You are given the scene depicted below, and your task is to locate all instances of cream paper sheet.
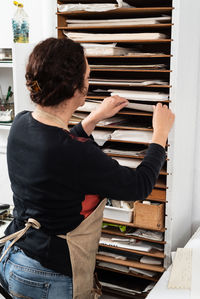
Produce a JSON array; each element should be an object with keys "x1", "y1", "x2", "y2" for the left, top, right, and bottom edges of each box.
[
  {"x1": 64, "y1": 31, "x2": 166, "y2": 41},
  {"x1": 109, "y1": 89, "x2": 169, "y2": 100},
  {"x1": 66, "y1": 16, "x2": 171, "y2": 26},
  {"x1": 110, "y1": 130, "x2": 153, "y2": 143},
  {"x1": 58, "y1": 0, "x2": 130, "y2": 13},
  {"x1": 89, "y1": 78, "x2": 168, "y2": 86},
  {"x1": 146, "y1": 227, "x2": 200, "y2": 299}
]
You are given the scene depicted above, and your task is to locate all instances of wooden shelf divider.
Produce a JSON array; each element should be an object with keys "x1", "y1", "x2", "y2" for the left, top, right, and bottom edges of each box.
[{"x1": 96, "y1": 254, "x2": 165, "y2": 273}]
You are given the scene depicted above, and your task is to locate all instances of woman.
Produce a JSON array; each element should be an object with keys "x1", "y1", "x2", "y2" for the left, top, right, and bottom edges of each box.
[{"x1": 0, "y1": 38, "x2": 174, "y2": 299}]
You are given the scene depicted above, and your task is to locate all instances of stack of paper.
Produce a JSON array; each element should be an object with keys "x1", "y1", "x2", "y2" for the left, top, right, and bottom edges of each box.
[
  {"x1": 98, "y1": 266, "x2": 156, "y2": 294},
  {"x1": 67, "y1": 16, "x2": 171, "y2": 27},
  {"x1": 58, "y1": 0, "x2": 131, "y2": 13},
  {"x1": 140, "y1": 256, "x2": 162, "y2": 265},
  {"x1": 100, "y1": 235, "x2": 152, "y2": 252},
  {"x1": 103, "y1": 147, "x2": 146, "y2": 157},
  {"x1": 109, "y1": 89, "x2": 169, "y2": 101},
  {"x1": 129, "y1": 266, "x2": 156, "y2": 277},
  {"x1": 83, "y1": 43, "x2": 132, "y2": 56},
  {"x1": 110, "y1": 130, "x2": 153, "y2": 143},
  {"x1": 127, "y1": 102, "x2": 154, "y2": 112},
  {"x1": 89, "y1": 78, "x2": 168, "y2": 86},
  {"x1": 100, "y1": 279, "x2": 141, "y2": 294},
  {"x1": 64, "y1": 31, "x2": 167, "y2": 41},
  {"x1": 98, "y1": 250, "x2": 127, "y2": 260},
  {"x1": 126, "y1": 228, "x2": 164, "y2": 241},
  {"x1": 82, "y1": 43, "x2": 165, "y2": 57},
  {"x1": 97, "y1": 261, "x2": 129, "y2": 273},
  {"x1": 71, "y1": 112, "x2": 125, "y2": 126},
  {"x1": 90, "y1": 64, "x2": 166, "y2": 70},
  {"x1": 77, "y1": 99, "x2": 153, "y2": 113}
]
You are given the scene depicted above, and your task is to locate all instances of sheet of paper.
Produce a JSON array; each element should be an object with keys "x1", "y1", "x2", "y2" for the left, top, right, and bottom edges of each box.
[
  {"x1": 89, "y1": 78, "x2": 168, "y2": 86},
  {"x1": 92, "y1": 129, "x2": 113, "y2": 146},
  {"x1": 66, "y1": 16, "x2": 171, "y2": 25},
  {"x1": 90, "y1": 64, "x2": 166, "y2": 69},
  {"x1": 109, "y1": 89, "x2": 169, "y2": 100},
  {"x1": 129, "y1": 266, "x2": 156, "y2": 277},
  {"x1": 100, "y1": 235, "x2": 152, "y2": 252},
  {"x1": 168, "y1": 248, "x2": 192, "y2": 289},
  {"x1": 110, "y1": 130, "x2": 153, "y2": 143},
  {"x1": 64, "y1": 31, "x2": 167, "y2": 41},
  {"x1": 58, "y1": 0, "x2": 129, "y2": 12}
]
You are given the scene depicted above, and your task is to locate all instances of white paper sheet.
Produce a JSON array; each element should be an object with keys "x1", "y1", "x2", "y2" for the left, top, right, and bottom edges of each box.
[
  {"x1": 89, "y1": 78, "x2": 168, "y2": 86},
  {"x1": 146, "y1": 227, "x2": 200, "y2": 299},
  {"x1": 109, "y1": 89, "x2": 169, "y2": 100},
  {"x1": 97, "y1": 261, "x2": 129, "y2": 273},
  {"x1": 140, "y1": 256, "x2": 162, "y2": 265},
  {"x1": 64, "y1": 31, "x2": 166, "y2": 41},
  {"x1": 82, "y1": 43, "x2": 165, "y2": 56},
  {"x1": 126, "y1": 229, "x2": 163, "y2": 241},
  {"x1": 92, "y1": 129, "x2": 113, "y2": 146},
  {"x1": 100, "y1": 235, "x2": 152, "y2": 252},
  {"x1": 90, "y1": 64, "x2": 166, "y2": 69},
  {"x1": 58, "y1": 0, "x2": 129, "y2": 12},
  {"x1": 168, "y1": 248, "x2": 192, "y2": 289},
  {"x1": 67, "y1": 16, "x2": 171, "y2": 25},
  {"x1": 102, "y1": 148, "x2": 145, "y2": 157},
  {"x1": 77, "y1": 101, "x2": 100, "y2": 112},
  {"x1": 110, "y1": 130, "x2": 153, "y2": 143},
  {"x1": 129, "y1": 266, "x2": 156, "y2": 277}
]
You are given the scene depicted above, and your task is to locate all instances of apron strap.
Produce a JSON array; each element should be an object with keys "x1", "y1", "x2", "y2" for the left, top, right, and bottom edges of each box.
[
  {"x1": 0, "y1": 218, "x2": 41, "y2": 262},
  {"x1": 92, "y1": 272, "x2": 102, "y2": 297}
]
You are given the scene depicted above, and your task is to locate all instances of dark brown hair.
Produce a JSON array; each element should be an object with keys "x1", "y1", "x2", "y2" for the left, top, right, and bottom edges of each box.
[{"x1": 25, "y1": 38, "x2": 86, "y2": 106}]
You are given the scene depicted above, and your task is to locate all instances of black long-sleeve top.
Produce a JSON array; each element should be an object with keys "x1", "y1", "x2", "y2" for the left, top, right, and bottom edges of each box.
[{"x1": 5, "y1": 111, "x2": 166, "y2": 276}]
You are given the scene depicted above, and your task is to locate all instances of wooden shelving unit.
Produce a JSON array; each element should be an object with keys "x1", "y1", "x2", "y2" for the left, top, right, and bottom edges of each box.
[{"x1": 57, "y1": 0, "x2": 173, "y2": 297}]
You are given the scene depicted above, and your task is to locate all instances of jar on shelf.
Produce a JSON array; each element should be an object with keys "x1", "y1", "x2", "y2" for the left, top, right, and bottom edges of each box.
[{"x1": 12, "y1": 1, "x2": 29, "y2": 43}]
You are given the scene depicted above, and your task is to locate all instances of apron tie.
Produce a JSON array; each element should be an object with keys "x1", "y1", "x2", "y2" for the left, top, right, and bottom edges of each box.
[
  {"x1": 92, "y1": 272, "x2": 102, "y2": 297},
  {"x1": 0, "y1": 218, "x2": 41, "y2": 262}
]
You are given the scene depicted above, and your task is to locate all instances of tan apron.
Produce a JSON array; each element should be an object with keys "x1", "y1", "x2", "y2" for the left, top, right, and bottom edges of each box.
[
  {"x1": 0, "y1": 199, "x2": 106, "y2": 299},
  {"x1": 58, "y1": 198, "x2": 106, "y2": 299}
]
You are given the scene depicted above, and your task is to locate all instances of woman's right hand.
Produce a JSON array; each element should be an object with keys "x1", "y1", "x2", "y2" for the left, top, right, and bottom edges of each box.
[
  {"x1": 152, "y1": 103, "x2": 175, "y2": 148},
  {"x1": 93, "y1": 95, "x2": 129, "y2": 121}
]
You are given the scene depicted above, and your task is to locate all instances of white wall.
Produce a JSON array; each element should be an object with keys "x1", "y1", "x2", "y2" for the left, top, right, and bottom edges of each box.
[
  {"x1": 0, "y1": 0, "x2": 57, "y2": 205},
  {"x1": 192, "y1": 49, "x2": 200, "y2": 234}
]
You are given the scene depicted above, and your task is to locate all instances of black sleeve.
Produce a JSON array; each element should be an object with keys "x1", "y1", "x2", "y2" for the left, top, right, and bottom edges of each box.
[
  {"x1": 77, "y1": 141, "x2": 166, "y2": 201},
  {"x1": 70, "y1": 122, "x2": 94, "y2": 140}
]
